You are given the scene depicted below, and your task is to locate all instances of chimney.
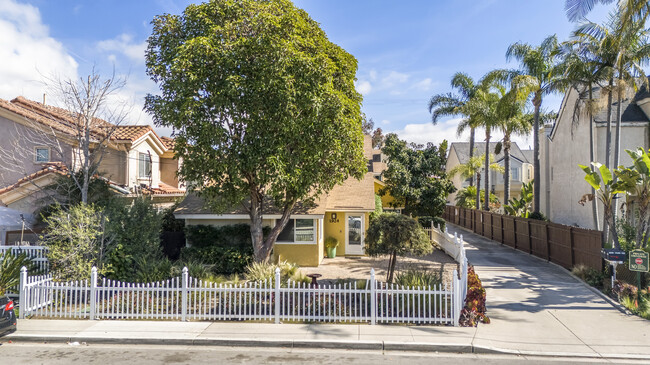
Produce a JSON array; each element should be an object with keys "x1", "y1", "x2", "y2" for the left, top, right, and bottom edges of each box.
[{"x1": 42, "y1": 93, "x2": 46, "y2": 105}]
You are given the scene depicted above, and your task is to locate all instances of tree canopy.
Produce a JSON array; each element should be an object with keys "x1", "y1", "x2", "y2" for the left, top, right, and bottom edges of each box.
[
  {"x1": 379, "y1": 134, "x2": 455, "y2": 218},
  {"x1": 145, "y1": 0, "x2": 366, "y2": 262},
  {"x1": 365, "y1": 212, "x2": 432, "y2": 283}
]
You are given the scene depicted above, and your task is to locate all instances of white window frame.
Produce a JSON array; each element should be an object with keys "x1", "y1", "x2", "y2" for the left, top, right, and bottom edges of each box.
[
  {"x1": 275, "y1": 218, "x2": 317, "y2": 245},
  {"x1": 511, "y1": 167, "x2": 519, "y2": 181},
  {"x1": 138, "y1": 152, "x2": 152, "y2": 179},
  {"x1": 34, "y1": 146, "x2": 50, "y2": 163}
]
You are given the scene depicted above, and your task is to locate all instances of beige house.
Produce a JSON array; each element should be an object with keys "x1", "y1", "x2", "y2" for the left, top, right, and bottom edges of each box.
[
  {"x1": 446, "y1": 142, "x2": 533, "y2": 205},
  {"x1": 539, "y1": 85, "x2": 650, "y2": 229},
  {"x1": 0, "y1": 96, "x2": 185, "y2": 217}
]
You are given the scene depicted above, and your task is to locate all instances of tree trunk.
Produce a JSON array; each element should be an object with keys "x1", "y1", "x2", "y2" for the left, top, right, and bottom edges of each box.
[
  {"x1": 612, "y1": 77, "x2": 623, "y2": 228},
  {"x1": 533, "y1": 94, "x2": 541, "y2": 214},
  {"x1": 588, "y1": 85, "x2": 600, "y2": 230},
  {"x1": 603, "y1": 76, "x2": 614, "y2": 244},
  {"x1": 469, "y1": 128, "x2": 475, "y2": 187},
  {"x1": 387, "y1": 250, "x2": 398, "y2": 283},
  {"x1": 503, "y1": 135, "x2": 511, "y2": 205},
  {"x1": 484, "y1": 130, "x2": 491, "y2": 211},
  {"x1": 475, "y1": 173, "x2": 481, "y2": 210},
  {"x1": 385, "y1": 253, "x2": 394, "y2": 282},
  {"x1": 249, "y1": 189, "x2": 267, "y2": 262},
  {"x1": 605, "y1": 77, "x2": 614, "y2": 170}
]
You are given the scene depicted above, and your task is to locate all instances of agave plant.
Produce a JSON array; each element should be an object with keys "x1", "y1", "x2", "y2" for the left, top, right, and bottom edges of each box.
[{"x1": 0, "y1": 251, "x2": 38, "y2": 296}]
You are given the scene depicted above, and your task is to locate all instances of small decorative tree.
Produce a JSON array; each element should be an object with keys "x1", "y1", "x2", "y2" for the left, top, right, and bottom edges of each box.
[{"x1": 365, "y1": 213, "x2": 432, "y2": 283}]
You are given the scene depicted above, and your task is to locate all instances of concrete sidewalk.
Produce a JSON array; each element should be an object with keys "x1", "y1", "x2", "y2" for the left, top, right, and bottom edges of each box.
[{"x1": 4, "y1": 223, "x2": 650, "y2": 360}]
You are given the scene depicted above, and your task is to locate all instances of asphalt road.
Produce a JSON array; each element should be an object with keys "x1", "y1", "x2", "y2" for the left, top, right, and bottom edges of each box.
[{"x1": 0, "y1": 343, "x2": 644, "y2": 365}]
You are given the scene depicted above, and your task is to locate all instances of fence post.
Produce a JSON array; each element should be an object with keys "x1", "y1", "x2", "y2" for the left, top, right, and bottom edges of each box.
[
  {"x1": 370, "y1": 268, "x2": 376, "y2": 325},
  {"x1": 89, "y1": 267, "x2": 97, "y2": 320},
  {"x1": 181, "y1": 267, "x2": 188, "y2": 322},
  {"x1": 452, "y1": 269, "x2": 460, "y2": 326},
  {"x1": 19, "y1": 266, "x2": 27, "y2": 319},
  {"x1": 274, "y1": 267, "x2": 281, "y2": 324}
]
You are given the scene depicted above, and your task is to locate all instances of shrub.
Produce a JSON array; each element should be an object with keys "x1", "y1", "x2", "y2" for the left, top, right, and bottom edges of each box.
[
  {"x1": 612, "y1": 280, "x2": 638, "y2": 300},
  {"x1": 572, "y1": 264, "x2": 605, "y2": 288},
  {"x1": 325, "y1": 237, "x2": 339, "y2": 249},
  {"x1": 0, "y1": 252, "x2": 40, "y2": 295},
  {"x1": 528, "y1": 211, "x2": 548, "y2": 221},
  {"x1": 41, "y1": 204, "x2": 109, "y2": 281},
  {"x1": 459, "y1": 266, "x2": 490, "y2": 327},
  {"x1": 181, "y1": 224, "x2": 270, "y2": 275},
  {"x1": 394, "y1": 269, "x2": 442, "y2": 288},
  {"x1": 244, "y1": 260, "x2": 309, "y2": 285}
]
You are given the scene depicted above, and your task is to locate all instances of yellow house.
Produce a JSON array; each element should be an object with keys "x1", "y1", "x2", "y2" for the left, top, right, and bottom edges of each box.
[{"x1": 174, "y1": 136, "x2": 377, "y2": 267}]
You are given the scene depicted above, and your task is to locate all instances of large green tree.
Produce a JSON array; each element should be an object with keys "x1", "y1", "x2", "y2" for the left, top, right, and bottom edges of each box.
[
  {"x1": 379, "y1": 134, "x2": 455, "y2": 218},
  {"x1": 145, "y1": 0, "x2": 366, "y2": 262}
]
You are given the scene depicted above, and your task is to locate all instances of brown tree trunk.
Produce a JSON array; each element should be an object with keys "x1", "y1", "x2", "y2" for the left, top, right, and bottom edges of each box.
[
  {"x1": 387, "y1": 251, "x2": 397, "y2": 284},
  {"x1": 533, "y1": 94, "x2": 541, "y2": 214},
  {"x1": 469, "y1": 128, "x2": 475, "y2": 187}
]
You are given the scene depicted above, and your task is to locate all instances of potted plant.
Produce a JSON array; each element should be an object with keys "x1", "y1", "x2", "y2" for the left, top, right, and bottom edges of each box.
[{"x1": 325, "y1": 237, "x2": 339, "y2": 258}]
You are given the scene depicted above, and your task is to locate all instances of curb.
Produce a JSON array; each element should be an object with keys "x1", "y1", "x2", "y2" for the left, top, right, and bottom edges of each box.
[{"x1": 4, "y1": 334, "x2": 648, "y2": 360}]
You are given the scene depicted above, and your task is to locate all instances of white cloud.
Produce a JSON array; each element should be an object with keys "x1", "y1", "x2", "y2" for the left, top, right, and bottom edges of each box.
[
  {"x1": 381, "y1": 119, "x2": 391, "y2": 125},
  {"x1": 381, "y1": 71, "x2": 410, "y2": 87},
  {"x1": 96, "y1": 33, "x2": 147, "y2": 64},
  {"x1": 0, "y1": 0, "x2": 78, "y2": 100},
  {"x1": 412, "y1": 78, "x2": 433, "y2": 91},
  {"x1": 356, "y1": 80, "x2": 372, "y2": 95},
  {"x1": 369, "y1": 69, "x2": 377, "y2": 81},
  {"x1": 390, "y1": 118, "x2": 533, "y2": 151}
]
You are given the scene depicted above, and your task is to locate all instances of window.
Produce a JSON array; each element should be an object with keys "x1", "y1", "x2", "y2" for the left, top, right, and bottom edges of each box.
[
  {"x1": 138, "y1": 152, "x2": 152, "y2": 178},
  {"x1": 511, "y1": 167, "x2": 519, "y2": 181},
  {"x1": 35, "y1": 147, "x2": 49, "y2": 163},
  {"x1": 373, "y1": 154, "x2": 381, "y2": 162},
  {"x1": 277, "y1": 219, "x2": 316, "y2": 243}
]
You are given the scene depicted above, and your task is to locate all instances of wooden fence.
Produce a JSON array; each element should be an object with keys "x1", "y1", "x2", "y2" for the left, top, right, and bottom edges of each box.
[{"x1": 443, "y1": 206, "x2": 603, "y2": 272}]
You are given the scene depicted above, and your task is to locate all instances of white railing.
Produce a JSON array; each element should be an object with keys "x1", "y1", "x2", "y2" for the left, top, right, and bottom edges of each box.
[
  {"x1": 0, "y1": 245, "x2": 49, "y2": 272},
  {"x1": 426, "y1": 222, "x2": 468, "y2": 325},
  {"x1": 20, "y1": 265, "x2": 460, "y2": 325}
]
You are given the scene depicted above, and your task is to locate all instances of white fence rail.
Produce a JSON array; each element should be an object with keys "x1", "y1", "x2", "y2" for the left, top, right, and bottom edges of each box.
[
  {"x1": 0, "y1": 245, "x2": 48, "y2": 272},
  {"x1": 20, "y1": 264, "x2": 465, "y2": 325},
  {"x1": 425, "y1": 222, "x2": 468, "y2": 322}
]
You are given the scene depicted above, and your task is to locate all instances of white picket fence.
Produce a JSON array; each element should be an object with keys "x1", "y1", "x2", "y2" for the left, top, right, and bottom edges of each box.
[
  {"x1": 0, "y1": 245, "x2": 48, "y2": 272},
  {"x1": 425, "y1": 222, "x2": 468, "y2": 309},
  {"x1": 19, "y1": 264, "x2": 467, "y2": 325}
]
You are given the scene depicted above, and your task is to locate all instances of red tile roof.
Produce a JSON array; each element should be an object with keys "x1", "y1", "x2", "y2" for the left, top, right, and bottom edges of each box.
[
  {"x1": 0, "y1": 162, "x2": 67, "y2": 196},
  {"x1": 0, "y1": 96, "x2": 162, "y2": 143}
]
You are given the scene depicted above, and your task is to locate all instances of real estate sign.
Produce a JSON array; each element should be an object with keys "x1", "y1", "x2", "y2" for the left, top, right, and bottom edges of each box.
[{"x1": 629, "y1": 249, "x2": 649, "y2": 272}]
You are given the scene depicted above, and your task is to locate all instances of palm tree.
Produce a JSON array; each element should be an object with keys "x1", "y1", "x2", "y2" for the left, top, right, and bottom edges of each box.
[
  {"x1": 502, "y1": 35, "x2": 565, "y2": 214},
  {"x1": 449, "y1": 154, "x2": 504, "y2": 209},
  {"x1": 574, "y1": 12, "x2": 650, "y2": 234},
  {"x1": 493, "y1": 84, "x2": 534, "y2": 204},
  {"x1": 429, "y1": 73, "x2": 481, "y2": 186},
  {"x1": 559, "y1": 40, "x2": 607, "y2": 229},
  {"x1": 470, "y1": 78, "x2": 505, "y2": 210}
]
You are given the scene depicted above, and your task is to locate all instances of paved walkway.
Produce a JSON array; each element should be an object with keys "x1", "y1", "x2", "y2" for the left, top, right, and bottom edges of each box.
[
  {"x1": 3, "y1": 223, "x2": 650, "y2": 360},
  {"x1": 446, "y1": 223, "x2": 650, "y2": 358}
]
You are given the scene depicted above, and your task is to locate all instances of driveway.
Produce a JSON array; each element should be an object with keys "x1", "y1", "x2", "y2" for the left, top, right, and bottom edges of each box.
[{"x1": 446, "y1": 223, "x2": 650, "y2": 357}]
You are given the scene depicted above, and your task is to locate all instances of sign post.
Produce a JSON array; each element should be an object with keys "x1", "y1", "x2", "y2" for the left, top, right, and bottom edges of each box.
[{"x1": 628, "y1": 249, "x2": 649, "y2": 292}]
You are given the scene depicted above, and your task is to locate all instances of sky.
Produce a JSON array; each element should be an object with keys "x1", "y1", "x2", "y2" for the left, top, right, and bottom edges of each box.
[{"x1": 0, "y1": 0, "x2": 613, "y2": 151}]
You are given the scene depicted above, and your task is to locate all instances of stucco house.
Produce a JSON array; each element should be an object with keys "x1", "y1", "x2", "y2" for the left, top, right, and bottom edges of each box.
[
  {"x1": 446, "y1": 142, "x2": 533, "y2": 205},
  {"x1": 174, "y1": 136, "x2": 378, "y2": 267},
  {"x1": 539, "y1": 84, "x2": 650, "y2": 229},
  {"x1": 0, "y1": 96, "x2": 185, "y2": 218}
]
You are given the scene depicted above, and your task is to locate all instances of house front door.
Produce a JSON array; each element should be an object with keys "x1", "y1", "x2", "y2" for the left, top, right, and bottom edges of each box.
[{"x1": 345, "y1": 214, "x2": 364, "y2": 255}]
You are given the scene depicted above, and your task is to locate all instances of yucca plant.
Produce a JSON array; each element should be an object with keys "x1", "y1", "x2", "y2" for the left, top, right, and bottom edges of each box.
[{"x1": 0, "y1": 251, "x2": 39, "y2": 296}]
